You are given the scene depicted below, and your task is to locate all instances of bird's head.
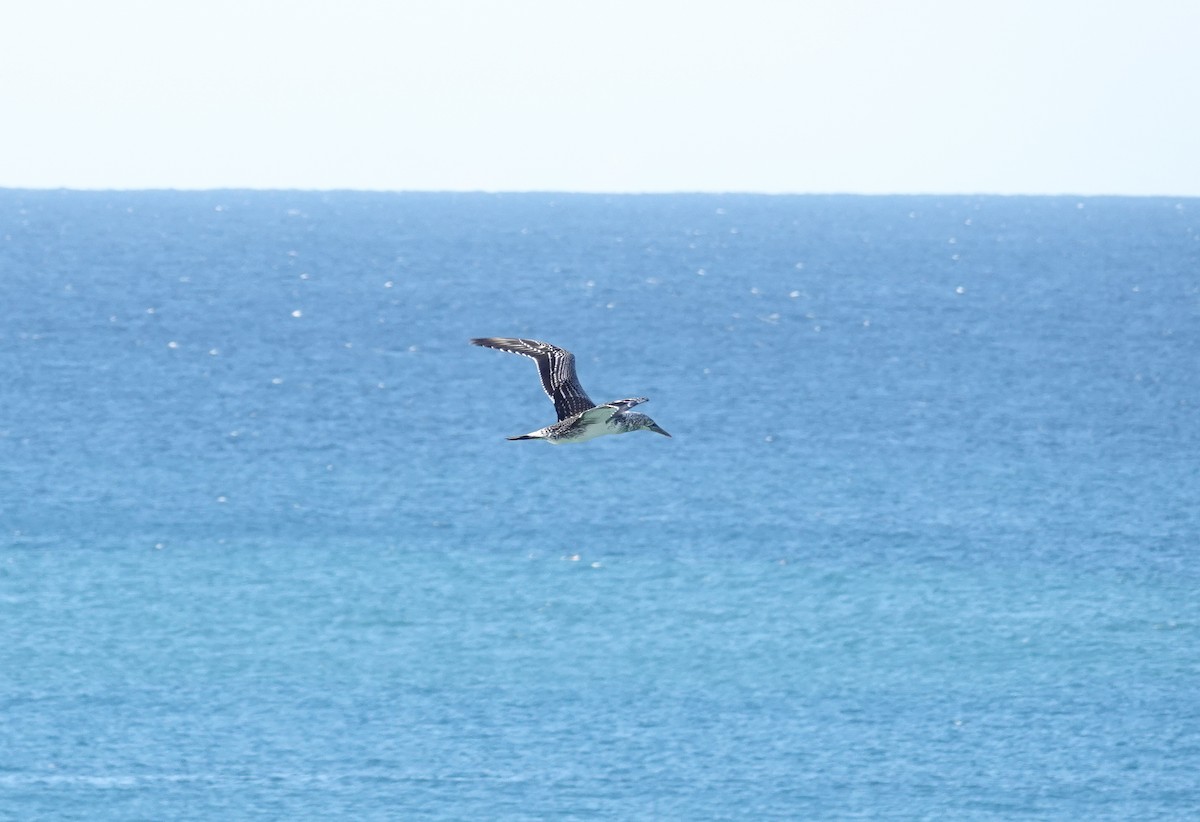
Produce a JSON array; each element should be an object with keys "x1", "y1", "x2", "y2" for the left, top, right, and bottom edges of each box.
[{"x1": 622, "y1": 412, "x2": 671, "y2": 438}]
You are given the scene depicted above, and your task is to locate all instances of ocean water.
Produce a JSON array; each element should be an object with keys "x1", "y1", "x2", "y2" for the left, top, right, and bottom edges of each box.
[{"x1": 1, "y1": 190, "x2": 1198, "y2": 819}]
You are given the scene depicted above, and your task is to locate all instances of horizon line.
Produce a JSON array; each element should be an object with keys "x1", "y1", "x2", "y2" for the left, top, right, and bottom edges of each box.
[{"x1": 2, "y1": 186, "x2": 1197, "y2": 199}]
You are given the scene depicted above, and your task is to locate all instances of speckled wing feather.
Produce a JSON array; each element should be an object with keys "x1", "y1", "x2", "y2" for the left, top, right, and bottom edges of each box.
[
  {"x1": 470, "y1": 338, "x2": 597, "y2": 421},
  {"x1": 600, "y1": 397, "x2": 648, "y2": 414}
]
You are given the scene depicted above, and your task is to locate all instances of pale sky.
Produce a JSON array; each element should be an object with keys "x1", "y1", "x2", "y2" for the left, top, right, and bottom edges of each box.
[{"x1": 2, "y1": 0, "x2": 1198, "y2": 195}]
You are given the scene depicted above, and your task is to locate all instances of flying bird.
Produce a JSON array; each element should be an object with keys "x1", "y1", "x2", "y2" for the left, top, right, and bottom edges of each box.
[{"x1": 470, "y1": 337, "x2": 671, "y2": 444}]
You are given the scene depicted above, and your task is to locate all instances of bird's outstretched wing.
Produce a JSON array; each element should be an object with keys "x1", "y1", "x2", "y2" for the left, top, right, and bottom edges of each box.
[
  {"x1": 471, "y1": 337, "x2": 596, "y2": 421},
  {"x1": 599, "y1": 397, "x2": 648, "y2": 414}
]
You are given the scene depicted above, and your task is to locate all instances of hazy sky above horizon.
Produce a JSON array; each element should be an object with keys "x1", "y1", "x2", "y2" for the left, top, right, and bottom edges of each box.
[{"x1": 2, "y1": 0, "x2": 1198, "y2": 195}]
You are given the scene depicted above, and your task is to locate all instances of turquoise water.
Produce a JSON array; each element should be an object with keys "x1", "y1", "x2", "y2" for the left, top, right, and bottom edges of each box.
[{"x1": 2, "y1": 191, "x2": 1198, "y2": 819}]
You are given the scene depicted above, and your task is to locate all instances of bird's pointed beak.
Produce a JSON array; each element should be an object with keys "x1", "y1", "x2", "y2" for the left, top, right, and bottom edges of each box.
[{"x1": 649, "y1": 423, "x2": 671, "y2": 437}]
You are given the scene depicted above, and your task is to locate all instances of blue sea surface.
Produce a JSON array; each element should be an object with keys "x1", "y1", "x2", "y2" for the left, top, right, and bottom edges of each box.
[{"x1": 1, "y1": 190, "x2": 1198, "y2": 819}]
